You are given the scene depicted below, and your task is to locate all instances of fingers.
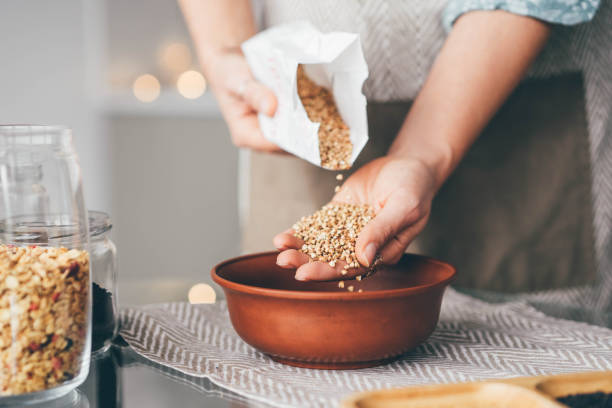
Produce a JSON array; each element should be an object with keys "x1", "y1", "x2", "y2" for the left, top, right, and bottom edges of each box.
[
  {"x1": 355, "y1": 190, "x2": 423, "y2": 267},
  {"x1": 276, "y1": 249, "x2": 310, "y2": 269},
  {"x1": 378, "y1": 235, "x2": 409, "y2": 265},
  {"x1": 275, "y1": 249, "x2": 364, "y2": 280},
  {"x1": 275, "y1": 228, "x2": 365, "y2": 280},
  {"x1": 377, "y1": 221, "x2": 424, "y2": 264},
  {"x1": 294, "y1": 260, "x2": 366, "y2": 281},
  {"x1": 229, "y1": 114, "x2": 284, "y2": 153},
  {"x1": 213, "y1": 54, "x2": 282, "y2": 153},
  {"x1": 273, "y1": 229, "x2": 303, "y2": 251},
  {"x1": 228, "y1": 78, "x2": 277, "y2": 117},
  {"x1": 244, "y1": 80, "x2": 277, "y2": 116}
]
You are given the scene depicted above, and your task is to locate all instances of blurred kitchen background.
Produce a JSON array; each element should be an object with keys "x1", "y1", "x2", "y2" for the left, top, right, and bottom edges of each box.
[{"x1": 0, "y1": 0, "x2": 244, "y2": 305}]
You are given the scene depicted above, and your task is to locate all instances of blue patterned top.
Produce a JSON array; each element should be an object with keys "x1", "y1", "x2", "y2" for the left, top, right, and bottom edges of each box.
[{"x1": 443, "y1": 0, "x2": 601, "y2": 30}]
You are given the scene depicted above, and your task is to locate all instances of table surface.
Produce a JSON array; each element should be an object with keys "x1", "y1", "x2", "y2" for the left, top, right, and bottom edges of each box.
[
  {"x1": 19, "y1": 284, "x2": 609, "y2": 408},
  {"x1": 72, "y1": 342, "x2": 266, "y2": 408}
]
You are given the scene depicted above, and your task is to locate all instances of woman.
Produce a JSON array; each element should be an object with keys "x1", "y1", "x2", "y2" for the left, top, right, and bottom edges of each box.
[{"x1": 179, "y1": 1, "x2": 611, "y2": 319}]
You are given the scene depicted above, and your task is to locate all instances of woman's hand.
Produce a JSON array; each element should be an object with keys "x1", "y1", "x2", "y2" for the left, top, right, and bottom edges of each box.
[
  {"x1": 272, "y1": 9, "x2": 550, "y2": 282},
  {"x1": 207, "y1": 49, "x2": 282, "y2": 152},
  {"x1": 179, "y1": 0, "x2": 280, "y2": 151},
  {"x1": 273, "y1": 156, "x2": 438, "y2": 281}
]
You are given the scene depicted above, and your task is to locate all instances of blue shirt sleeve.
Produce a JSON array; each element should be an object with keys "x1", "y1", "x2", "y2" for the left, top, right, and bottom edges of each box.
[{"x1": 443, "y1": 0, "x2": 601, "y2": 31}]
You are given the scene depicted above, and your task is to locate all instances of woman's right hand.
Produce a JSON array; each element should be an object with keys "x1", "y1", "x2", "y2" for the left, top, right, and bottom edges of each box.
[{"x1": 206, "y1": 49, "x2": 282, "y2": 152}]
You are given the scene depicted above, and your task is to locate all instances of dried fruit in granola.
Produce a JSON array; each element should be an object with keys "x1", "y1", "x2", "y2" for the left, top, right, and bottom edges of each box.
[{"x1": 0, "y1": 245, "x2": 89, "y2": 396}]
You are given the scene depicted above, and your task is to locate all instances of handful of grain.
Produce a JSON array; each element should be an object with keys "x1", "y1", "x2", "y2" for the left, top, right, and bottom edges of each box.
[
  {"x1": 293, "y1": 203, "x2": 374, "y2": 272},
  {"x1": 0, "y1": 245, "x2": 89, "y2": 395},
  {"x1": 297, "y1": 65, "x2": 352, "y2": 170}
]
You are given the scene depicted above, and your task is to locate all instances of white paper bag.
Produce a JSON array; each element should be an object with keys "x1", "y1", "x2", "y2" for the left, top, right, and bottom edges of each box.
[{"x1": 241, "y1": 21, "x2": 369, "y2": 169}]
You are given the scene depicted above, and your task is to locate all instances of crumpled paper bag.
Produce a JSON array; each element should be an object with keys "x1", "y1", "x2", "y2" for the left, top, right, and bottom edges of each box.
[{"x1": 242, "y1": 21, "x2": 369, "y2": 169}]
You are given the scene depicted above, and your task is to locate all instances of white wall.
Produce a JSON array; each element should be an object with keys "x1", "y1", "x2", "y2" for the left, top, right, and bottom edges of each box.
[
  {"x1": 0, "y1": 0, "x2": 110, "y2": 212},
  {"x1": 0, "y1": 0, "x2": 239, "y2": 305},
  {"x1": 109, "y1": 115, "x2": 239, "y2": 304}
]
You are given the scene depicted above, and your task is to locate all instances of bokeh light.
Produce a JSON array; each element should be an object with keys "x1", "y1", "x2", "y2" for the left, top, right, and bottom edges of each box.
[
  {"x1": 176, "y1": 70, "x2": 207, "y2": 99},
  {"x1": 132, "y1": 74, "x2": 161, "y2": 103},
  {"x1": 188, "y1": 283, "x2": 216, "y2": 304},
  {"x1": 158, "y1": 42, "x2": 192, "y2": 76}
]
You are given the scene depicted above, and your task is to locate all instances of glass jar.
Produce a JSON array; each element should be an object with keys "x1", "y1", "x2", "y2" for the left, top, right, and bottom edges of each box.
[
  {"x1": 88, "y1": 211, "x2": 117, "y2": 355},
  {"x1": 0, "y1": 126, "x2": 91, "y2": 404}
]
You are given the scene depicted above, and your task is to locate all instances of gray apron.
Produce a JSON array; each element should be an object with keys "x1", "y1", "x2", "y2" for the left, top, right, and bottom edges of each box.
[
  {"x1": 243, "y1": 74, "x2": 596, "y2": 292},
  {"x1": 243, "y1": 1, "x2": 596, "y2": 292}
]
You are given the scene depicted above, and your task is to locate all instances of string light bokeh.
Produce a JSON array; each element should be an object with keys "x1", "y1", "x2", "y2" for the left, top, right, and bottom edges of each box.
[
  {"x1": 131, "y1": 42, "x2": 207, "y2": 103},
  {"x1": 132, "y1": 74, "x2": 161, "y2": 103},
  {"x1": 177, "y1": 70, "x2": 207, "y2": 99},
  {"x1": 158, "y1": 42, "x2": 192, "y2": 78},
  {"x1": 188, "y1": 283, "x2": 216, "y2": 304}
]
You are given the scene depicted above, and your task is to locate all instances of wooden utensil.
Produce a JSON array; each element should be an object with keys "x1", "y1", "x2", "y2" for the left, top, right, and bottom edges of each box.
[{"x1": 342, "y1": 370, "x2": 612, "y2": 407}]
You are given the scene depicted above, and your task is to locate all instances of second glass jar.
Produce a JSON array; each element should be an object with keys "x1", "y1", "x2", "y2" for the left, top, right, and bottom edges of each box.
[{"x1": 88, "y1": 211, "x2": 118, "y2": 355}]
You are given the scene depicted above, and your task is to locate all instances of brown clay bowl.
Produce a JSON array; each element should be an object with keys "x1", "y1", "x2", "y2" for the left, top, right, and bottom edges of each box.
[{"x1": 211, "y1": 252, "x2": 456, "y2": 370}]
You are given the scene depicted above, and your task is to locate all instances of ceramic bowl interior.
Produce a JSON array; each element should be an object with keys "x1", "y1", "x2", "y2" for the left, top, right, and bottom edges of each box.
[{"x1": 215, "y1": 252, "x2": 454, "y2": 296}]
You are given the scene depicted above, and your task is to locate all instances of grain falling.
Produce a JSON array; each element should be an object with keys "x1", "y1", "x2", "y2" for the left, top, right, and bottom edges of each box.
[{"x1": 297, "y1": 65, "x2": 352, "y2": 170}]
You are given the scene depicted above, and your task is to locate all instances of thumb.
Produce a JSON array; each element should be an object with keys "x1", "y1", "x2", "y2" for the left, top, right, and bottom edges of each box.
[
  {"x1": 229, "y1": 78, "x2": 277, "y2": 117},
  {"x1": 355, "y1": 192, "x2": 421, "y2": 267}
]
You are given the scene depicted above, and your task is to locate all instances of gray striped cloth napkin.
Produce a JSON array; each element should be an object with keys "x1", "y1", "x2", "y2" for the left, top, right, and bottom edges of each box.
[{"x1": 119, "y1": 288, "x2": 612, "y2": 408}]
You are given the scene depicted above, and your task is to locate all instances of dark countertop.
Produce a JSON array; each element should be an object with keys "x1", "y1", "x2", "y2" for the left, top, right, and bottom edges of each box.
[
  {"x1": 34, "y1": 341, "x2": 270, "y2": 408},
  {"x1": 81, "y1": 343, "x2": 255, "y2": 408}
]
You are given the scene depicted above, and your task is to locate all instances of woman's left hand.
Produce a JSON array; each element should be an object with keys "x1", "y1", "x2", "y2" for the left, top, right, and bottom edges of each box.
[{"x1": 273, "y1": 156, "x2": 438, "y2": 281}]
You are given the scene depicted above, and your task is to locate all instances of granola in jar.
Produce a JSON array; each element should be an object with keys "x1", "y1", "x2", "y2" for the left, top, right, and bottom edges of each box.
[{"x1": 0, "y1": 245, "x2": 89, "y2": 396}]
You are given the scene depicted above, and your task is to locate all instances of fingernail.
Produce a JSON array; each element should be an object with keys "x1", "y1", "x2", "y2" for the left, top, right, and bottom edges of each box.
[
  {"x1": 295, "y1": 271, "x2": 307, "y2": 281},
  {"x1": 276, "y1": 259, "x2": 288, "y2": 267},
  {"x1": 364, "y1": 243, "x2": 377, "y2": 267}
]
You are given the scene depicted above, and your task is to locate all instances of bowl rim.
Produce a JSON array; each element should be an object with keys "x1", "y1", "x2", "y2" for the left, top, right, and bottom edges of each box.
[{"x1": 211, "y1": 251, "x2": 456, "y2": 300}]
